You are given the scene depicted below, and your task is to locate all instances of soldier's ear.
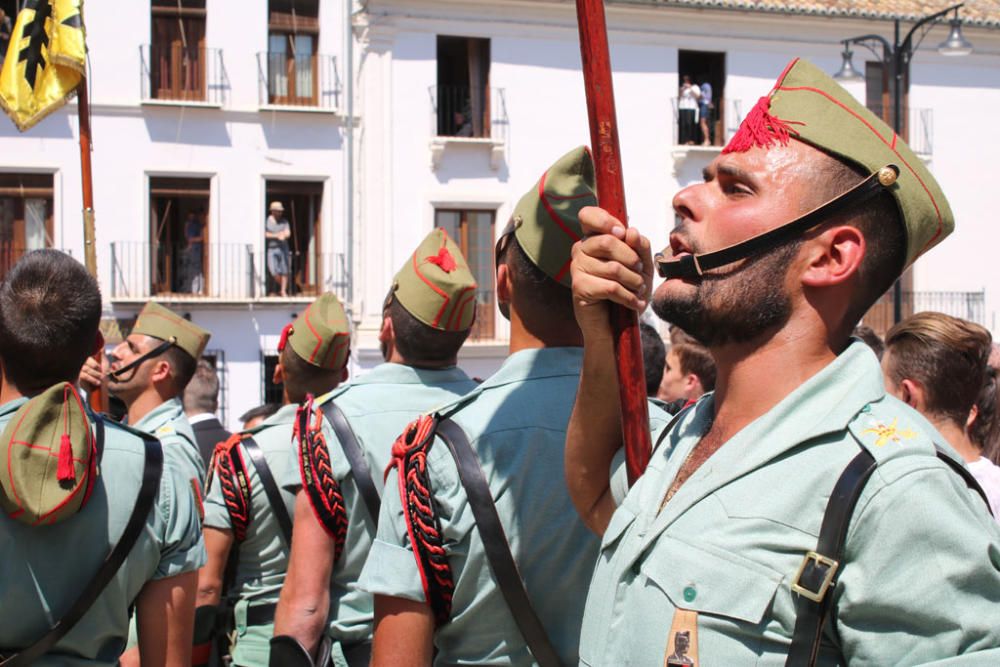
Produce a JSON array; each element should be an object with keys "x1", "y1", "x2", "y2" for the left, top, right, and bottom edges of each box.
[
  {"x1": 496, "y1": 262, "x2": 512, "y2": 306},
  {"x1": 273, "y1": 361, "x2": 284, "y2": 387},
  {"x1": 899, "y1": 378, "x2": 925, "y2": 411}
]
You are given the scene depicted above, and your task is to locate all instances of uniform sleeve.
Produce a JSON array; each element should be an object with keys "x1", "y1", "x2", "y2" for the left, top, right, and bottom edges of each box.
[
  {"x1": 153, "y1": 458, "x2": 207, "y2": 580},
  {"x1": 835, "y1": 464, "x2": 1000, "y2": 665},
  {"x1": 358, "y1": 466, "x2": 426, "y2": 602},
  {"x1": 201, "y1": 463, "x2": 232, "y2": 531}
]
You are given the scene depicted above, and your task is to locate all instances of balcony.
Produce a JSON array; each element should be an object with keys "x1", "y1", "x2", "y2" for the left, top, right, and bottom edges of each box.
[
  {"x1": 670, "y1": 97, "x2": 744, "y2": 150},
  {"x1": 862, "y1": 289, "x2": 986, "y2": 337},
  {"x1": 140, "y1": 44, "x2": 228, "y2": 107},
  {"x1": 256, "y1": 52, "x2": 341, "y2": 112},
  {"x1": 428, "y1": 85, "x2": 509, "y2": 170},
  {"x1": 110, "y1": 242, "x2": 351, "y2": 304}
]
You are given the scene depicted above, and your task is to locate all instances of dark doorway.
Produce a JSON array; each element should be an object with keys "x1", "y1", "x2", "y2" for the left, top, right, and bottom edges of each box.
[
  {"x1": 263, "y1": 180, "x2": 323, "y2": 297},
  {"x1": 436, "y1": 36, "x2": 490, "y2": 137},
  {"x1": 149, "y1": 176, "x2": 210, "y2": 296},
  {"x1": 677, "y1": 50, "x2": 726, "y2": 147}
]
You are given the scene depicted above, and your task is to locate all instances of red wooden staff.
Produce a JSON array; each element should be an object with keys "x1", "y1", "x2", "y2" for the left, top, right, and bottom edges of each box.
[{"x1": 575, "y1": 0, "x2": 651, "y2": 486}]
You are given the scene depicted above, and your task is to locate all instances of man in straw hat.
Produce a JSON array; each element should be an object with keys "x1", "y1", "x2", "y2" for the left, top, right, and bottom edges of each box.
[
  {"x1": 360, "y1": 148, "x2": 671, "y2": 666},
  {"x1": 195, "y1": 292, "x2": 352, "y2": 667},
  {"x1": 271, "y1": 228, "x2": 479, "y2": 666},
  {"x1": 266, "y1": 201, "x2": 292, "y2": 297},
  {"x1": 0, "y1": 250, "x2": 204, "y2": 664},
  {"x1": 566, "y1": 58, "x2": 1000, "y2": 664}
]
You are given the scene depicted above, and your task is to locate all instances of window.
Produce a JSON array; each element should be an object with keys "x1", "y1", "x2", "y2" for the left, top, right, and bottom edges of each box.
[
  {"x1": 261, "y1": 353, "x2": 283, "y2": 405},
  {"x1": 150, "y1": 0, "x2": 207, "y2": 102},
  {"x1": 149, "y1": 177, "x2": 209, "y2": 296},
  {"x1": 266, "y1": 0, "x2": 319, "y2": 106},
  {"x1": 202, "y1": 349, "x2": 228, "y2": 426},
  {"x1": 0, "y1": 173, "x2": 53, "y2": 277},
  {"x1": 436, "y1": 36, "x2": 491, "y2": 138},
  {"x1": 435, "y1": 210, "x2": 495, "y2": 341},
  {"x1": 264, "y1": 181, "x2": 323, "y2": 297},
  {"x1": 676, "y1": 50, "x2": 725, "y2": 147}
]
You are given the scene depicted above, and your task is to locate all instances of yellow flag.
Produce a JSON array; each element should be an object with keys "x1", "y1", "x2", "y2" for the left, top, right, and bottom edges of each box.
[{"x1": 0, "y1": 0, "x2": 86, "y2": 132}]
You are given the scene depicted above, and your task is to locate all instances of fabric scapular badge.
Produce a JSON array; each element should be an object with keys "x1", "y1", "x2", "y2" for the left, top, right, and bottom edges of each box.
[{"x1": 0, "y1": 382, "x2": 98, "y2": 525}]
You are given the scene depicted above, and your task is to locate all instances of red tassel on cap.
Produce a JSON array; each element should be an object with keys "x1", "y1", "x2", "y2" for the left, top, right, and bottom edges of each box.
[
  {"x1": 57, "y1": 434, "x2": 75, "y2": 482},
  {"x1": 723, "y1": 96, "x2": 802, "y2": 154},
  {"x1": 426, "y1": 247, "x2": 457, "y2": 273}
]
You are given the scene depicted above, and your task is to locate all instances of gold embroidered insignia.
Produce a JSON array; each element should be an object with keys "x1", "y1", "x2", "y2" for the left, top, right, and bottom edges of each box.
[{"x1": 862, "y1": 418, "x2": 916, "y2": 447}]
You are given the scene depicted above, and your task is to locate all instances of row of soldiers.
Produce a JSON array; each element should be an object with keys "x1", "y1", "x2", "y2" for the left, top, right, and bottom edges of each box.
[{"x1": 2, "y1": 58, "x2": 1000, "y2": 667}]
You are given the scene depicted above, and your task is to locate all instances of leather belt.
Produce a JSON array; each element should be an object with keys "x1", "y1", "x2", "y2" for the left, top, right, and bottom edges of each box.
[{"x1": 245, "y1": 602, "x2": 277, "y2": 627}]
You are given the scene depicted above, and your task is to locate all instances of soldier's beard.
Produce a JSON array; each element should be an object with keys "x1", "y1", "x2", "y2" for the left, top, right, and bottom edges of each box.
[{"x1": 652, "y1": 239, "x2": 799, "y2": 348}]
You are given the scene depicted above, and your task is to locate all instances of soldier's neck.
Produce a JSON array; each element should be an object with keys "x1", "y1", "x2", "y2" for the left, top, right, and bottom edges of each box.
[
  {"x1": 931, "y1": 417, "x2": 981, "y2": 463},
  {"x1": 508, "y1": 310, "x2": 583, "y2": 355},
  {"x1": 127, "y1": 388, "x2": 173, "y2": 425},
  {"x1": 0, "y1": 377, "x2": 23, "y2": 405}
]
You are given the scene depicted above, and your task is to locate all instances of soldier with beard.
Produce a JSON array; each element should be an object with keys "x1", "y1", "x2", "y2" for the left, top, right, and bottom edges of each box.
[{"x1": 565, "y1": 59, "x2": 1000, "y2": 665}]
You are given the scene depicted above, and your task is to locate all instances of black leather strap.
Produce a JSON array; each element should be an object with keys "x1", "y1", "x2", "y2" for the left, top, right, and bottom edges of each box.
[
  {"x1": 242, "y1": 436, "x2": 294, "y2": 547},
  {"x1": 934, "y1": 449, "x2": 993, "y2": 515},
  {"x1": 320, "y1": 402, "x2": 381, "y2": 524},
  {"x1": 435, "y1": 419, "x2": 561, "y2": 667},
  {"x1": 785, "y1": 449, "x2": 877, "y2": 667},
  {"x1": 1, "y1": 418, "x2": 163, "y2": 667},
  {"x1": 245, "y1": 602, "x2": 278, "y2": 627},
  {"x1": 656, "y1": 166, "x2": 898, "y2": 280}
]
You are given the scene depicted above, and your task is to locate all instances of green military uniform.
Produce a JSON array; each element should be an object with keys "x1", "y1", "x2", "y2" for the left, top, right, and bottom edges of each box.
[
  {"x1": 359, "y1": 148, "x2": 671, "y2": 665},
  {"x1": 202, "y1": 403, "x2": 300, "y2": 667},
  {"x1": 581, "y1": 59, "x2": 1000, "y2": 665},
  {"x1": 275, "y1": 228, "x2": 479, "y2": 663},
  {"x1": 203, "y1": 292, "x2": 351, "y2": 666},
  {"x1": 134, "y1": 396, "x2": 205, "y2": 488},
  {"x1": 0, "y1": 390, "x2": 205, "y2": 665}
]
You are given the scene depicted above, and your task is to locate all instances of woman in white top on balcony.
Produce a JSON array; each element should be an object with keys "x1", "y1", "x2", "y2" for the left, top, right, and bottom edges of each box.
[{"x1": 677, "y1": 74, "x2": 701, "y2": 145}]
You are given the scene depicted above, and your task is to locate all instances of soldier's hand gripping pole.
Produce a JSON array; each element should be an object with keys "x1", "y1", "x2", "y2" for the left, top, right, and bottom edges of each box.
[{"x1": 575, "y1": 0, "x2": 652, "y2": 486}]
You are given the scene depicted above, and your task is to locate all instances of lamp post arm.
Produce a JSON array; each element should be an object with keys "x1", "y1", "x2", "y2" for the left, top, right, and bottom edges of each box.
[
  {"x1": 901, "y1": 3, "x2": 964, "y2": 53},
  {"x1": 844, "y1": 34, "x2": 893, "y2": 62}
]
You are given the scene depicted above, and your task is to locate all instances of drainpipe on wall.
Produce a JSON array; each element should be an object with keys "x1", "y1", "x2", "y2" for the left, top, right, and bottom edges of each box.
[{"x1": 344, "y1": 0, "x2": 356, "y2": 321}]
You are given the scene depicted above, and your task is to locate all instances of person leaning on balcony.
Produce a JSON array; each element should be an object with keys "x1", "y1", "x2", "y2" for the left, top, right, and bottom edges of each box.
[
  {"x1": 358, "y1": 148, "x2": 672, "y2": 667},
  {"x1": 566, "y1": 58, "x2": 1000, "y2": 666},
  {"x1": 882, "y1": 312, "x2": 1000, "y2": 521},
  {"x1": 271, "y1": 228, "x2": 479, "y2": 667},
  {"x1": 78, "y1": 301, "x2": 211, "y2": 666},
  {"x1": 195, "y1": 293, "x2": 351, "y2": 667},
  {"x1": 266, "y1": 201, "x2": 292, "y2": 297},
  {"x1": 678, "y1": 74, "x2": 701, "y2": 146},
  {"x1": 0, "y1": 250, "x2": 204, "y2": 666}
]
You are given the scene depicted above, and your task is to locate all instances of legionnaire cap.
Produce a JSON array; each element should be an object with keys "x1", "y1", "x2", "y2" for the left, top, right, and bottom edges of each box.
[
  {"x1": 497, "y1": 146, "x2": 597, "y2": 287},
  {"x1": 388, "y1": 228, "x2": 477, "y2": 332},
  {"x1": 0, "y1": 383, "x2": 98, "y2": 525},
  {"x1": 728, "y1": 58, "x2": 953, "y2": 268},
  {"x1": 132, "y1": 301, "x2": 211, "y2": 360},
  {"x1": 278, "y1": 292, "x2": 351, "y2": 370}
]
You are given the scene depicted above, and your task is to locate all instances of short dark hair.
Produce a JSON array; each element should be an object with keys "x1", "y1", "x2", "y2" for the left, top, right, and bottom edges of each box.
[
  {"x1": 183, "y1": 358, "x2": 219, "y2": 414},
  {"x1": 673, "y1": 343, "x2": 717, "y2": 393},
  {"x1": 853, "y1": 325, "x2": 885, "y2": 361},
  {"x1": 885, "y1": 312, "x2": 992, "y2": 427},
  {"x1": 501, "y1": 236, "x2": 577, "y2": 336},
  {"x1": 970, "y1": 367, "x2": 998, "y2": 457},
  {"x1": 389, "y1": 298, "x2": 470, "y2": 364},
  {"x1": 0, "y1": 250, "x2": 101, "y2": 393},
  {"x1": 640, "y1": 321, "x2": 666, "y2": 396},
  {"x1": 280, "y1": 344, "x2": 342, "y2": 404},
  {"x1": 162, "y1": 345, "x2": 198, "y2": 395},
  {"x1": 239, "y1": 402, "x2": 281, "y2": 424},
  {"x1": 817, "y1": 156, "x2": 906, "y2": 330}
]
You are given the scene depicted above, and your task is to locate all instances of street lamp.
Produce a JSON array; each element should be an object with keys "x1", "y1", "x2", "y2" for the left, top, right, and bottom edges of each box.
[{"x1": 833, "y1": 3, "x2": 973, "y2": 324}]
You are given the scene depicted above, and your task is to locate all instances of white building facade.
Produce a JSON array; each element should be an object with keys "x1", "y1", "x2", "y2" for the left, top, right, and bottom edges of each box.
[{"x1": 1, "y1": 0, "x2": 997, "y2": 427}]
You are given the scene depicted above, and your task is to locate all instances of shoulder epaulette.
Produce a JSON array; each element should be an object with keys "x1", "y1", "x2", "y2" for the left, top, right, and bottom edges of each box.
[
  {"x1": 208, "y1": 433, "x2": 252, "y2": 541},
  {"x1": 294, "y1": 396, "x2": 348, "y2": 561},
  {"x1": 387, "y1": 414, "x2": 454, "y2": 626}
]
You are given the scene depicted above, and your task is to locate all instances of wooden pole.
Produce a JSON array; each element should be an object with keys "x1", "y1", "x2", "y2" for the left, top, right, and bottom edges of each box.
[
  {"x1": 78, "y1": 76, "x2": 108, "y2": 412},
  {"x1": 575, "y1": 0, "x2": 652, "y2": 486}
]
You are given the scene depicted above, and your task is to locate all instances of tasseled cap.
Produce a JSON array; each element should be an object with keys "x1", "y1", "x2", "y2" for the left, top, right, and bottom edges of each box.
[
  {"x1": 503, "y1": 146, "x2": 597, "y2": 287},
  {"x1": 133, "y1": 301, "x2": 211, "y2": 361},
  {"x1": 279, "y1": 293, "x2": 351, "y2": 370},
  {"x1": 0, "y1": 383, "x2": 98, "y2": 525},
  {"x1": 388, "y1": 228, "x2": 478, "y2": 332},
  {"x1": 724, "y1": 58, "x2": 954, "y2": 268}
]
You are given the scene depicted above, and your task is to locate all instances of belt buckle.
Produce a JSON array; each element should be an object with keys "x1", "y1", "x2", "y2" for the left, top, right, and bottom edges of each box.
[{"x1": 791, "y1": 550, "x2": 839, "y2": 603}]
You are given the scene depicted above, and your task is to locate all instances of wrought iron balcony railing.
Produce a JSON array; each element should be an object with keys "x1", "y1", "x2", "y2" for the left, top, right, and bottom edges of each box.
[
  {"x1": 111, "y1": 242, "x2": 255, "y2": 300},
  {"x1": 863, "y1": 289, "x2": 986, "y2": 337},
  {"x1": 256, "y1": 52, "x2": 341, "y2": 110},
  {"x1": 429, "y1": 85, "x2": 508, "y2": 142},
  {"x1": 140, "y1": 44, "x2": 228, "y2": 106}
]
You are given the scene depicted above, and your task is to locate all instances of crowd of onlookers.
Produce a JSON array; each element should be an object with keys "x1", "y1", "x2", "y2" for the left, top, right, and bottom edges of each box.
[{"x1": 642, "y1": 314, "x2": 1000, "y2": 520}]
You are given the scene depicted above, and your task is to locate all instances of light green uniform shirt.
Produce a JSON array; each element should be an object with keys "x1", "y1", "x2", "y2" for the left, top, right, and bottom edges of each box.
[
  {"x1": 276, "y1": 362, "x2": 477, "y2": 654},
  {"x1": 360, "y1": 348, "x2": 672, "y2": 666},
  {"x1": 133, "y1": 396, "x2": 206, "y2": 488},
  {"x1": 203, "y1": 403, "x2": 299, "y2": 667},
  {"x1": 582, "y1": 341, "x2": 1000, "y2": 666},
  {"x1": 0, "y1": 398, "x2": 206, "y2": 665}
]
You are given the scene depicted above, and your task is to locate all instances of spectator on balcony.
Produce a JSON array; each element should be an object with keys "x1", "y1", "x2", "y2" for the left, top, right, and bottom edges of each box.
[
  {"x1": 182, "y1": 209, "x2": 205, "y2": 295},
  {"x1": 453, "y1": 110, "x2": 474, "y2": 137},
  {"x1": 678, "y1": 74, "x2": 701, "y2": 145},
  {"x1": 266, "y1": 201, "x2": 292, "y2": 297},
  {"x1": 698, "y1": 78, "x2": 714, "y2": 146}
]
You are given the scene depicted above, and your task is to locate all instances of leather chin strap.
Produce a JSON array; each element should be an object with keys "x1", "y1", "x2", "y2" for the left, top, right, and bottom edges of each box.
[
  {"x1": 106, "y1": 336, "x2": 176, "y2": 382},
  {"x1": 655, "y1": 164, "x2": 900, "y2": 281}
]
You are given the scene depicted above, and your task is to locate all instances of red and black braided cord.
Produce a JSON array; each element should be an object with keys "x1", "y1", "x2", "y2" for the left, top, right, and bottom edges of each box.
[
  {"x1": 389, "y1": 415, "x2": 455, "y2": 626},
  {"x1": 210, "y1": 434, "x2": 252, "y2": 542},
  {"x1": 295, "y1": 396, "x2": 349, "y2": 562}
]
